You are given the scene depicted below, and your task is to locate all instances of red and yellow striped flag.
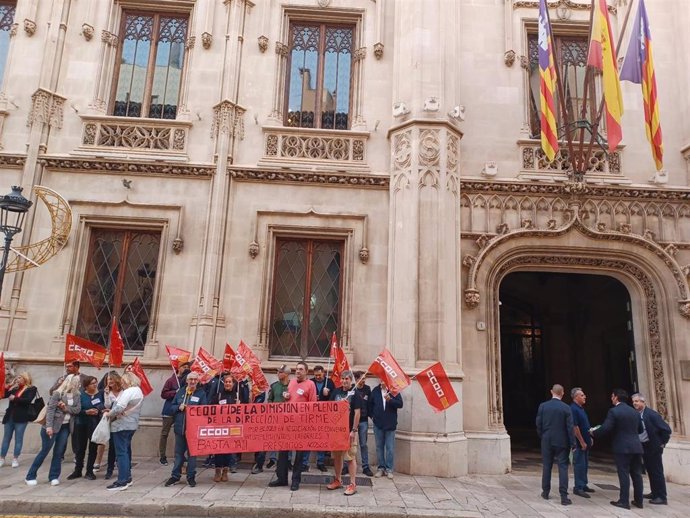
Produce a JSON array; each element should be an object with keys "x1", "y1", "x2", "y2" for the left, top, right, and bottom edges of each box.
[
  {"x1": 538, "y1": 0, "x2": 559, "y2": 161},
  {"x1": 588, "y1": 0, "x2": 623, "y2": 152}
]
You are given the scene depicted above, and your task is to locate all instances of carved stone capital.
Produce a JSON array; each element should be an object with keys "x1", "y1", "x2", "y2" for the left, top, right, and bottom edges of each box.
[
  {"x1": 258, "y1": 35, "x2": 269, "y2": 53},
  {"x1": 464, "y1": 289, "x2": 480, "y2": 309},
  {"x1": 81, "y1": 23, "x2": 94, "y2": 41},
  {"x1": 519, "y1": 55, "x2": 529, "y2": 70},
  {"x1": 275, "y1": 41, "x2": 289, "y2": 58},
  {"x1": 24, "y1": 19, "x2": 37, "y2": 37},
  {"x1": 462, "y1": 255, "x2": 477, "y2": 269},
  {"x1": 185, "y1": 36, "x2": 196, "y2": 50},
  {"x1": 373, "y1": 42, "x2": 384, "y2": 60},
  {"x1": 201, "y1": 32, "x2": 212, "y2": 49},
  {"x1": 353, "y1": 47, "x2": 367, "y2": 62},
  {"x1": 172, "y1": 237, "x2": 184, "y2": 254}
]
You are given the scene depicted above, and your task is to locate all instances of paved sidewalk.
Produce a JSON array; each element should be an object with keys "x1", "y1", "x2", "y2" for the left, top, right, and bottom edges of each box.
[{"x1": 0, "y1": 455, "x2": 687, "y2": 517}]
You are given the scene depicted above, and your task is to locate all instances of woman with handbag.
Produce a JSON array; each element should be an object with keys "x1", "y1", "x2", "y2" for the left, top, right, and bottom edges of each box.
[
  {"x1": 25, "y1": 374, "x2": 81, "y2": 486},
  {"x1": 1, "y1": 372, "x2": 38, "y2": 468},
  {"x1": 67, "y1": 376, "x2": 104, "y2": 481},
  {"x1": 103, "y1": 371, "x2": 123, "y2": 480}
]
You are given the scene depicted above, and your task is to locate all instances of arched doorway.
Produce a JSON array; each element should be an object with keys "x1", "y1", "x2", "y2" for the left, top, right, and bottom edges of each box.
[{"x1": 499, "y1": 272, "x2": 639, "y2": 452}]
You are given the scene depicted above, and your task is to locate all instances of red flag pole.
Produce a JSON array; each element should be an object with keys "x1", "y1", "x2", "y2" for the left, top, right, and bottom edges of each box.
[{"x1": 324, "y1": 332, "x2": 337, "y2": 382}]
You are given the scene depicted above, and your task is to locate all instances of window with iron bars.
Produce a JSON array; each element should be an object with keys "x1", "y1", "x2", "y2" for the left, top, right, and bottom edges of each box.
[
  {"x1": 76, "y1": 229, "x2": 161, "y2": 351},
  {"x1": 269, "y1": 238, "x2": 343, "y2": 359},
  {"x1": 111, "y1": 11, "x2": 188, "y2": 119},
  {"x1": 0, "y1": 2, "x2": 16, "y2": 84}
]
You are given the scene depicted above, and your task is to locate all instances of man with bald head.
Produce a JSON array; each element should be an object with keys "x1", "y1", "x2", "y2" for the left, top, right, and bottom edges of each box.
[{"x1": 536, "y1": 384, "x2": 575, "y2": 506}]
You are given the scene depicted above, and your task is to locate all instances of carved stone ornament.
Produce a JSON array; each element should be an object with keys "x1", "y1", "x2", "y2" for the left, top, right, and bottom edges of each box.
[
  {"x1": 596, "y1": 222, "x2": 607, "y2": 232},
  {"x1": 248, "y1": 240, "x2": 259, "y2": 259},
  {"x1": 680, "y1": 301, "x2": 690, "y2": 319},
  {"x1": 39, "y1": 157, "x2": 214, "y2": 178},
  {"x1": 172, "y1": 237, "x2": 184, "y2": 254},
  {"x1": 464, "y1": 289, "x2": 480, "y2": 308},
  {"x1": 643, "y1": 229, "x2": 656, "y2": 242},
  {"x1": 504, "y1": 50, "x2": 516, "y2": 67},
  {"x1": 511, "y1": 0, "x2": 617, "y2": 15},
  {"x1": 353, "y1": 47, "x2": 367, "y2": 62},
  {"x1": 358, "y1": 246, "x2": 370, "y2": 264},
  {"x1": 27, "y1": 89, "x2": 66, "y2": 129},
  {"x1": 24, "y1": 19, "x2": 37, "y2": 37},
  {"x1": 229, "y1": 168, "x2": 388, "y2": 189},
  {"x1": 618, "y1": 223, "x2": 632, "y2": 234},
  {"x1": 373, "y1": 42, "x2": 384, "y2": 60},
  {"x1": 258, "y1": 35, "x2": 269, "y2": 53},
  {"x1": 462, "y1": 255, "x2": 477, "y2": 269},
  {"x1": 664, "y1": 243, "x2": 678, "y2": 257},
  {"x1": 519, "y1": 55, "x2": 529, "y2": 70},
  {"x1": 212, "y1": 100, "x2": 246, "y2": 139},
  {"x1": 496, "y1": 223, "x2": 509, "y2": 235},
  {"x1": 476, "y1": 234, "x2": 491, "y2": 250},
  {"x1": 521, "y1": 219, "x2": 534, "y2": 229},
  {"x1": 275, "y1": 41, "x2": 289, "y2": 58},
  {"x1": 10, "y1": 23, "x2": 17, "y2": 38},
  {"x1": 201, "y1": 32, "x2": 212, "y2": 49},
  {"x1": 81, "y1": 23, "x2": 94, "y2": 41},
  {"x1": 682, "y1": 265, "x2": 690, "y2": 278},
  {"x1": 185, "y1": 36, "x2": 196, "y2": 50},
  {"x1": 547, "y1": 219, "x2": 558, "y2": 230}
]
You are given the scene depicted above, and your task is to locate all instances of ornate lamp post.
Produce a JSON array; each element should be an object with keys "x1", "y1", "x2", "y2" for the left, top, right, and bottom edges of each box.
[{"x1": 0, "y1": 186, "x2": 33, "y2": 302}]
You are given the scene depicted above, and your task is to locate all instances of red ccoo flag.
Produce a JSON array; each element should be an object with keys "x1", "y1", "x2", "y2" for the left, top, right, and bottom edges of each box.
[
  {"x1": 329, "y1": 333, "x2": 350, "y2": 388},
  {"x1": 222, "y1": 343, "x2": 236, "y2": 372},
  {"x1": 165, "y1": 345, "x2": 192, "y2": 371},
  {"x1": 124, "y1": 357, "x2": 153, "y2": 396},
  {"x1": 367, "y1": 348, "x2": 411, "y2": 396},
  {"x1": 235, "y1": 341, "x2": 269, "y2": 392},
  {"x1": 0, "y1": 352, "x2": 5, "y2": 398},
  {"x1": 190, "y1": 347, "x2": 224, "y2": 384},
  {"x1": 65, "y1": 334, "x2": 107, "y2": 368},
  {"x1": 109, "y1": 319, "x2": 124, "y2": 367},
  {"x1": 416, "y1": 362, "x2": 459, "y2": 413}
]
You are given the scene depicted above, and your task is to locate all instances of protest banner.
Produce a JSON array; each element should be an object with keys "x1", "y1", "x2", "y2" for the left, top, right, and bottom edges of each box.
[{"x1": 185, "y1": 401, "x2": 350, "y2": 456}]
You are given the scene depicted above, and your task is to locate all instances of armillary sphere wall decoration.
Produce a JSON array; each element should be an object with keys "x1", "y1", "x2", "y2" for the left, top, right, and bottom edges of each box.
[{"x1": 4, "y1": 186, "x2": 72, "y2": 273}]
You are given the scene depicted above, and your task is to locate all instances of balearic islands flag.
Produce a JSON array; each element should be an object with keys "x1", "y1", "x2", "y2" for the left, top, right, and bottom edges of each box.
[
  {"x1": 329, "y1": 332, "x2": 350, "y2": 388},
  {"x1": 620, "y1": 0, "x2": 663, "y2": 170},
  {"x1": 368, "y1": 348, "x2": 411, "y2": 397},
  {"x1": 109, "y1": 318, "x2": 124, "y2": 367},
  {"x1": 587, "y1": 0, "x2": 623, "y2": 152},
  {"x1": 65, "y1": 334, "x2": 107, "y2": 368},
  {"x1": 125, "y1": 357, "x2": 153, "y2": 396},
  {"x1": 538, "y1": 0, "x2": 559, "y2": 161},
  {"x1": 416, "y1": 362, "x2": 459, "y2": 413}
]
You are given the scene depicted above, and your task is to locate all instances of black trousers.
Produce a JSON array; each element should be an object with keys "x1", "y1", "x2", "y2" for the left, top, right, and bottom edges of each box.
[
  {"x1": 614, "y1": 453, "x2": 643, "y2": 504},
  {"x1": 541, "y1": 445, "x2": 569, "y2": 497},
  {"x1": 276, "y1": 450, "x2": 306, "y2": 485},
  {"x1": 73, "y1": 422, "x2": 98, "y2": 474},
  {"x1": 642, "y1": 445, "x2": 667, "y2": 500}
]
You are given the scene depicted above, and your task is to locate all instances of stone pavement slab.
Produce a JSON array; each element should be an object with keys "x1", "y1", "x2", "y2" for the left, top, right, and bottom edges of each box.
[{"x1": 0, "y1": 456, "x2": 687, "y2": 517}]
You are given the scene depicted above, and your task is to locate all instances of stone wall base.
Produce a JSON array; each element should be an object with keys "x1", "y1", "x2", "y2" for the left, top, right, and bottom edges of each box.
[
  {"x1": 394, "y1": 430, "x2": 468, "y2": 477},
  {"x1": 465, "y1": 430, "x2": 512, "y2": 474}
]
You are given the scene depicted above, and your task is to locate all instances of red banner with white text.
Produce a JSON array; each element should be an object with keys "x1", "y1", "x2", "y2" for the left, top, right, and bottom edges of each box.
[{"x1": 184, "y1": 401, "x2": 350, "y2": 456}]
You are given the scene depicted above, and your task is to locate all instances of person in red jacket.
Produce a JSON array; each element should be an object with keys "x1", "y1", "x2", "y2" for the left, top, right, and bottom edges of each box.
[{"x1": 158, "y1": 362, "x2": 190, "y2": 465}]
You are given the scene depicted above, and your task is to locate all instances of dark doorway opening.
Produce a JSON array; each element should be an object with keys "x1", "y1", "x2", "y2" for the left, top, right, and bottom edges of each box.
[{"x1": 499, "y1": 272, "x2": 638, "y2": 460}]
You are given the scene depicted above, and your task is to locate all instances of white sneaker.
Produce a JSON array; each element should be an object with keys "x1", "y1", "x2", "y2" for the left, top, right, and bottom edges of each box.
[
  {"x1": 0, "y1": 458, "x2": 4, "y2": 468},
  {"x1": 386, "y1": 471, "x2": 394, "y2": 479},
  {"x1": 11, "y1": 458, "x2": 19, "y2": 468},
  {"x1": 25, "y1": 479, "x2": 37, "y2": 486},
  {"x1": 374, "y1": 468, "x2": 384, "y2": 478},
  {"x1": 50, "y1": 479, "x2": 60, "y2": 486}
]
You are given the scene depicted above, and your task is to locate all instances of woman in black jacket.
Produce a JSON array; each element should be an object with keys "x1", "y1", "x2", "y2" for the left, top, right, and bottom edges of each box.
[
  {"x1": 210, "y1": 375, "x2": 239, "y2": 482},
  {"x1": 1, "y1": 371, "x2": 38, "y2": 468},
  {"x1": 67, "y1": 376, "x2": 105, "y2": 480}
]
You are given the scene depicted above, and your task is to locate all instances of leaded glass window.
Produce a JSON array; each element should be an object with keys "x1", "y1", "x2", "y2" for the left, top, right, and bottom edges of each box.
[
  {"x1": 269, "y1": 239, "x2": 342, "y2": 358},
  {"x1": 285, "y1": 23, "x2": 353, "y2": 130},
  {"x1": 528, "y1": 34, "x2": 596, "y2": 140},
  {"x1": 76, "y1": 229, "x2": 161, "y2": 351},
  {"x1": 0, "y1": 3, "x2": 16, "y2": 84},
  {"x1": 112, "y1": 12, "x2": 188, "y2": 119}
]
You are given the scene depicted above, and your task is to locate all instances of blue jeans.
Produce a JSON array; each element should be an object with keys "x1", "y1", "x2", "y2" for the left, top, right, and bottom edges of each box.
[
  {"x1": 357, "y1": 421, "x2": 370, "y2": 470},
  {"x1": 374, "y1": 425, "x2": 395, "y2": 473},
  {"x1": 2, "y1": 420, "x2": 28, "y2": 458},
  {"x1": 573, "y1": 447, "x2": 589, "y2": 491},
  {"x1": 112, "y1": 430, "x2": 135, "y2": 484},
  {"x1": 26, "y1": 424, "x2": 70, "y2": 481},
  {"x1": 172, "y1": 433, "x2": 196, "y2": 480}
]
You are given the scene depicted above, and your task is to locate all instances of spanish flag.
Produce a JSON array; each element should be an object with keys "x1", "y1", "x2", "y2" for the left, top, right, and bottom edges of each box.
[
  {"x1": 588, "y1": 0, "x2": 623, "y2": 152},
  {"x1": 538, "y1": 0, "x2": 559, "y2": 161},
  {"x1": 620, "y1": 0, "x2": 663, "y2": 170}
]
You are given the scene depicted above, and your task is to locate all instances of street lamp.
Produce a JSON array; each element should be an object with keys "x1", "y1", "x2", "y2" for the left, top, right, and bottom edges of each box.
[{"x1": 0, "y1": 186, "x2": 33, "y2": 302}]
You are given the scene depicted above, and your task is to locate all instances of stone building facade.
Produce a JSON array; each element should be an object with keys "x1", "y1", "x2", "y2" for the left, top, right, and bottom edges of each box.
[{"x1": 0, "y1": 0, "x2": 689, "y2": 482}]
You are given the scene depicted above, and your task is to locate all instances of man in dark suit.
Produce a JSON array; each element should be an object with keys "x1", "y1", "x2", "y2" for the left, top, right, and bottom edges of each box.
[
  {"x1": 536, "y1": 384, "x2": 575, "y2": 506},
  {"x1": 591, "y1": 388, "x2": 644, "y2": 510},
  {"x1": 632, "y1": 393, "x2": 672, "y2": 505}
]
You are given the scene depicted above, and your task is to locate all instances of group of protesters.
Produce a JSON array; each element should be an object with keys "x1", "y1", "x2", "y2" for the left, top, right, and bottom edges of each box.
[{"x1": 1, "y1": 358, "x2": 403, "y2": 495}]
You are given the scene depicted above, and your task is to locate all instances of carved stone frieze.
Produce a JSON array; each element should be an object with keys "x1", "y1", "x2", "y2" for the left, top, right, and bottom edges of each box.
[
  {"x1": 212, "y1": 100, "x2": 245, "y2": 139},
  {"x1": 79, "y1": 117, "x2": 190, "y2": 153},
  {"x1": 511, "y1": 0, "x2": 617, "y2": 14},
  {"x1": 520, "y1": 142, "x2": 621, "y2": 176},
  {"x1": 39, "y1": 157, "x2": 214, "y2": 178},
  {"x1": 229, "y1": 167, "x2": 388, "y2": 189},
  {"x1": 262, "y1": 129, "x2": 368, "y2": 164},
  {"x1": 27, "y1": 88, "x2": 66, "y2": 129},
  {"x1": 0, "y1": 154, "x2": 26, "y2": 168}
]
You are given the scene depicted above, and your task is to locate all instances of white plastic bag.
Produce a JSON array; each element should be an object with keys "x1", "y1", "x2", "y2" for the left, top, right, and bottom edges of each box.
[{"x1": 91, "y1": 415, "x2": 111, "y2": 444}]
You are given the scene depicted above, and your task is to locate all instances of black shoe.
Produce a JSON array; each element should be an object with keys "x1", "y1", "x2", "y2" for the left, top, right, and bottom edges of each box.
[
  {"x1": 610, "y1": 501, "x2": 630, "y2": 510},
  {"x1": 583, "y1": 486, "x2": 595, "y2": 493},
  {"x1": 164, "y1": 477, "x2": 180, "y2": 487},
  {"x1": 106, "y1": 480, "x2": 130, "y2": 491},
  {"x1": 230, "y1": 465, "x2": 237, "y2": 474},
  {"x1": 251, "y1": 464, "x2": 263, "y2": 474},
  {"x1": 84, "y1": 473, "x2": 96, "y2": 480},
  {"x1": 104, "y1": 472, "x2": 113, "y2": 480},
  {"x1": 266, "y1": 460, "x2": 276, "y2": 469},
  {"x1": 159, "y1": 457, "x2": 168, "y2": 466},
  {"x1": 649, "y1": 497, "x2": 667, "y2": 505},
  {"x1": 187, "y1": 478, "x2": 196, "y2": 487},
  {"x1": 561, "y1": 497, "x2": 572, "y2": 506},
  {"x1": 290, "y1": 481, "x2": 300, "y2": 491},
  {"x1": 363, "y1": 467, "x2": 374, "y2": 477},
  {"x1": 632, "y1": 500, "x2": 644, "y2": 509},
  {"x1": 268, "y1": 479, "x2": 288, "y2": 487},
  {"x1": 67, "y1": 471, "x2": 82, "y2": 480},
  {"x1": 540, "y1": 491, "x2": 549, "y2": 500},
  {"x1": 573, "y1": 489, "x2": 590, "y2": 498},
  {"x1": 643, "y1": 492, "x2": 654, "y2": 499}
]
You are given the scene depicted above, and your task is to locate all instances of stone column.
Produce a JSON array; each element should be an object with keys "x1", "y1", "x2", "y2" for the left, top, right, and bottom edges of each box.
[{"x1": 386, "y1": 0, "x2": 465, "y2": 477}]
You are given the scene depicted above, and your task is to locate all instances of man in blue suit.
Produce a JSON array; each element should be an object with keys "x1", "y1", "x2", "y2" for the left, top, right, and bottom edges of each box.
[
  {"x1": 591, "y1": 388, "x2": 644, "y2": 510},
  {"x1": 632, "y1": 393, "x2": 671, "y2": 505},
  {"x1": 536, "y1": 384, "x2": 575, "y2": 506}
]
